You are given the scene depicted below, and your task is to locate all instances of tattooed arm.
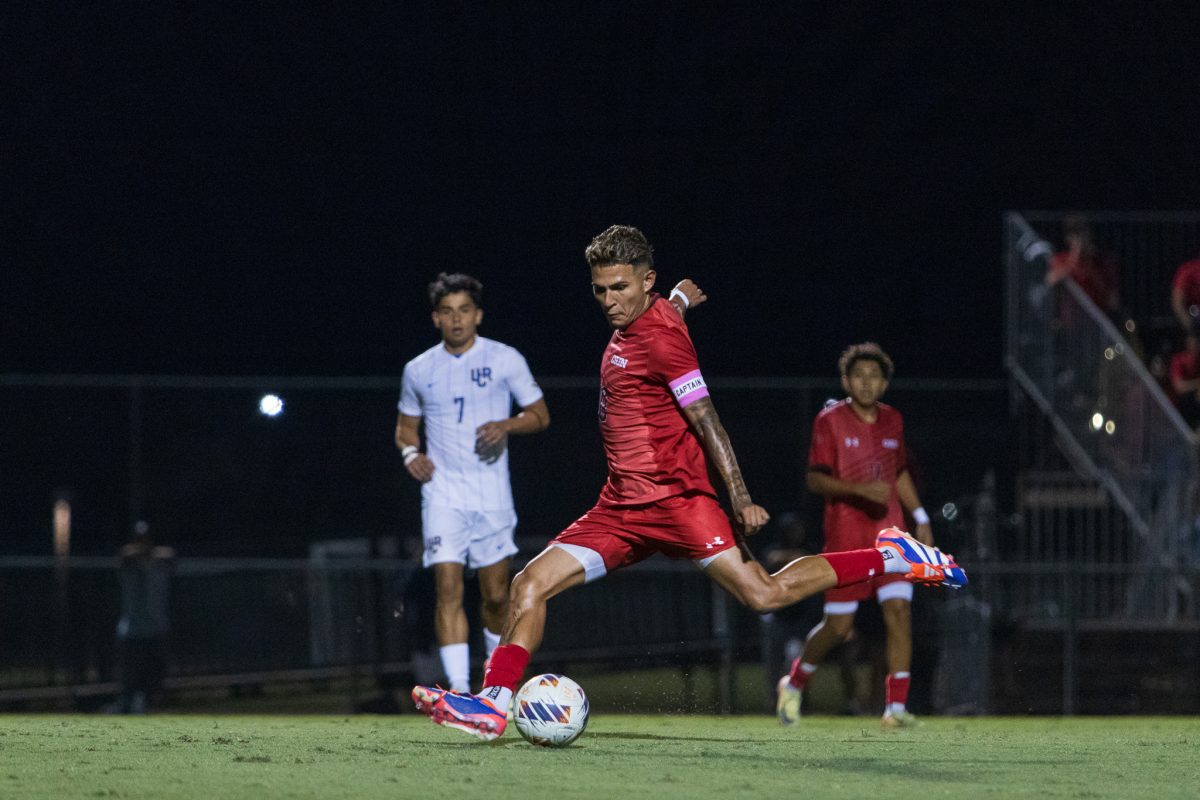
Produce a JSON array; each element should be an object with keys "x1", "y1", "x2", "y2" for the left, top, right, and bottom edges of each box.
[{"x1": 682, "y1": 396, "x2": 770, "y2": 535}]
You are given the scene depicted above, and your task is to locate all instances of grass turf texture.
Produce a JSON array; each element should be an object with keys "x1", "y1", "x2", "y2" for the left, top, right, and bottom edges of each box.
[{"x1": 2, "y1": 716, "x2": 1196, "y2": 800}]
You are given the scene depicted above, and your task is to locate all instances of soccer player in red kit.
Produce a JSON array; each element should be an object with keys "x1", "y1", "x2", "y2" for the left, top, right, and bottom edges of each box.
[
  {"x1": 776, "y1": 343, "x2": 934, "y2": 729},
  {"x1": 413, "y1": 226, "x2": 965, "y2": 740}
]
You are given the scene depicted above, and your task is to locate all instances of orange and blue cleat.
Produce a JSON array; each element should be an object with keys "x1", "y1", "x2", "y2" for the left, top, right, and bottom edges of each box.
[
  {"x1": 422, "y1": 689, "x2": 508, "y2": 741},
  {"x1": 876, "y1": 527, "x2": 968, "y2": 588}
]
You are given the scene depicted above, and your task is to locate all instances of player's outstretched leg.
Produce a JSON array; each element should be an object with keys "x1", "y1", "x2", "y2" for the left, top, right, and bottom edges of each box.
[{"x1": 875, "y1": 527, "x2": 967, "y2": 588}]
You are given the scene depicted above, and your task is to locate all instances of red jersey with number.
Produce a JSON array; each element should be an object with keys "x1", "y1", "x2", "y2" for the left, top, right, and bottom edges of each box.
[
  {"x1": 597, "y1": 295, "x2": 716, "y2": 507},
  {"x1": 808, "y1": 399, "x2": 907, "y2": 550}
]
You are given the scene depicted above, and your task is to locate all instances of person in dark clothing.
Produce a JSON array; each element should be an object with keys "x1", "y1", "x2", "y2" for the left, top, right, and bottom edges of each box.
[{"x1": 115, "y1": 527, "x2": 174, "y2": 713}]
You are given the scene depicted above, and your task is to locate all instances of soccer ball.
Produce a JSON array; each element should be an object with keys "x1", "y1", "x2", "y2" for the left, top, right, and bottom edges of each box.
[{"x1": 512, "y1": 673, "x2": 590, "y2": 747}]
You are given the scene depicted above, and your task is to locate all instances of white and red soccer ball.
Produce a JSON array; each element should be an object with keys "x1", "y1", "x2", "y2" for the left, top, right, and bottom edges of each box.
[{"x1": 512, "y1": 673, "x2": 590, "y2": 747}]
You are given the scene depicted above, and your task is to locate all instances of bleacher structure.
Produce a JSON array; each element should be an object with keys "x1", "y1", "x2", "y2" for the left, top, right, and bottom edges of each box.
[{"x1": 1001, "y1": 211, "x2": 1200, "y2": 712}]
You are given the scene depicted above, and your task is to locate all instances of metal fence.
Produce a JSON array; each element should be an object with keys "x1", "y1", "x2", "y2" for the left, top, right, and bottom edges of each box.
[
  {"x1": 0, "y1": 555, "x2": 737, "y2": 708},
  {"x1": 4, "y1": 553, "x2": 1198, "y2": 716}
]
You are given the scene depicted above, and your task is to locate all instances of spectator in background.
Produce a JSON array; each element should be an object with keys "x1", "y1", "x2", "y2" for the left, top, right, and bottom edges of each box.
[
  {"x1": 115, "y1": 525, "x2": 174, "y2": 714},
  {"x1": 1045, "y1": 214, "x2": 1121, "y2": 324},
  {"x1": 1169, "y1": 326, "x2": 1200, "y2": 430},
  {"x1": 1170, "y1": 251, "x2": 1200, "y2": 333}
]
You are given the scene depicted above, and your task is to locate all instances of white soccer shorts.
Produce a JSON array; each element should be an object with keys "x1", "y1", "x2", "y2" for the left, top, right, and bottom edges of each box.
[{"x1": 421, "y1": 506, "x2": 518, "y2": 568}]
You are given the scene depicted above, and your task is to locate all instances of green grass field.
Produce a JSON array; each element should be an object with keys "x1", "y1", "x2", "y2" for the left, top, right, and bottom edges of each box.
[{"x1": 2, "y1": 715, "x2": 1196, "y2": 800}]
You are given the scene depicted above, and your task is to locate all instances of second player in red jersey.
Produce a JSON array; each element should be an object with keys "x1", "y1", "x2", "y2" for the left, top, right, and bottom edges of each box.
[{"x1": 777, "y1": 342, "x2": 935, "y2": 729}]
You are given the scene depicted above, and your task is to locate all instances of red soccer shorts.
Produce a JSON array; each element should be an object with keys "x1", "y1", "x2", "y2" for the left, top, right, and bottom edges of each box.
[{"x1": 552, "y1": 491, "x2": 738, "y2": 574}]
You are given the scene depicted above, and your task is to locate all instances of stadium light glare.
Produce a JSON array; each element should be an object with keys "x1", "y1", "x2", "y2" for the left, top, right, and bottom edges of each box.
[
  {"x1": 1090, "y1": 412, "x2": 1104, "y2": 431},
  {"x1": 259, "y1": 394, "x2": 284, "y2": 417},
  {"x1": 1104, "y1": 420, "x2": 1116, "y2": 435}
]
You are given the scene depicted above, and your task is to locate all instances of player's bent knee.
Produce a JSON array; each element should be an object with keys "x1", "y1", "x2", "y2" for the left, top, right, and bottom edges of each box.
[
  {"x1": 741, "y1": 585, "x2": 789, "y2": 614},
  {"x1": 509, "y1": 570, "x2": 548, "y2": 611}
]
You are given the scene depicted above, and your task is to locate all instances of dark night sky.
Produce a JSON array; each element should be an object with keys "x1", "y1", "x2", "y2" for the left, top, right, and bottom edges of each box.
[{"x1": 5, "y1": 3, "x2": 1199, "y2": 380}]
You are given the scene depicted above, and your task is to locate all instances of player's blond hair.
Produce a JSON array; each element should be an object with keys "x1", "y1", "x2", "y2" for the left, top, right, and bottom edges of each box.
[{"x1": 585, "y1": 225, "x2": 654, "y2": 270}]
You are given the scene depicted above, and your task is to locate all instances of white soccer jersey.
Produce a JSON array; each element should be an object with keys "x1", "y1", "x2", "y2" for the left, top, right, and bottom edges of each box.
[{"x1": 398, "y1": 336, "x2": 543, "y2": 511}]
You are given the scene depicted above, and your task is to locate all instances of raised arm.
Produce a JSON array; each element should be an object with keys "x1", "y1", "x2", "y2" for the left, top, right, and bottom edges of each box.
[
  {"x1": 681, "y1": 396, "x2": 769, "y2": 534},
  {"x1": 668, "y1": 279, "x2": 708, "y2": 319}
]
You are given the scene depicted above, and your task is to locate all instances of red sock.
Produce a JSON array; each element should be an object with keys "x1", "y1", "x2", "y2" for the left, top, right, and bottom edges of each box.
[
  {"x1": 886, "y1": 672, "x2": 911, "y2": 709},
  {"x1": 822, "y1": 549, "x2": 885, "y2": 587},
  {"x1": 481, "y1": 643, "x2": 530, "y2": 692},
  {"x1": 787, "y1": 657, "x2": 818, "y2": 690}
]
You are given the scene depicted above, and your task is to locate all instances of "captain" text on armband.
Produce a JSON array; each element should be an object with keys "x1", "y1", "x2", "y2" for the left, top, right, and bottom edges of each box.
[{"x1": 669, "y1": 370, "x2": 709, "y2": 407}]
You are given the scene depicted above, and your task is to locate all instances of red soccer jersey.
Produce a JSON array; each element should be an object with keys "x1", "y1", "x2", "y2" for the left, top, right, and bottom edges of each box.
[
  {"x1": 596, "y1": 295, "x2": 716, "y2": 507},
  {"x1": 1172, "y1": 258, "x2": 1200, "y2": 311},
  {"x1": 808, "y1": 399, "x2": 907, "y2": 550}
]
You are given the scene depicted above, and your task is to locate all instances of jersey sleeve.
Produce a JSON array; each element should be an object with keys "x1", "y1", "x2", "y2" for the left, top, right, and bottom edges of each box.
[
  {"x1": 646, "y1": 324, "x2": 708, "y2": 408},
  {"x1": 504, "y1": 348, "x2": 544, "y2": 408},
  {"x1": 397, "y1": 364, "x2": 423, "y2": 416},
  {"x1": 807, "y1": 413, "x2": 837, "y2": 473}
]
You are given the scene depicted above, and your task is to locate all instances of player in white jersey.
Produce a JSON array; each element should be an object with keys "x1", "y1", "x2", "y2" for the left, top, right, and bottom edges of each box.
[{"x1": 395, "y1": 273, "x2": 551, "y2": 693}]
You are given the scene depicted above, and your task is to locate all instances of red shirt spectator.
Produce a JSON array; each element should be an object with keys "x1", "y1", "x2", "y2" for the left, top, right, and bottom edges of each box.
[
  {"x1": 1170, "y1": 257, "x2": 1200, "y2": 331},
  {"x1": 1047, "y1": 250, "x2": 1119, "y2": 311},
  {"x1": 1044, "y1": 215, "x2": 1119, "y2": 323}
]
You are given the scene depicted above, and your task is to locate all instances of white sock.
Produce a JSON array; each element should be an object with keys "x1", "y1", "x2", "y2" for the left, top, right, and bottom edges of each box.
[
  {"x1": 480, "y1": 685, "x2": 513, "y2": 710},
  {"x1": 439, "y1": 643, "x2": 470, "y2": 693},
  {"x1": 880, "y1": 537, "x2": 943, "y2": 574},
  {"x1": 881, "y1": 550, "x2": 910, "y2": 574},
  {"x1": 483, "y1": 628, "x2": 501, "y2": 659},
  {"x1": 886, "y1": 702, "x2": 906, "y2": 715}
]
